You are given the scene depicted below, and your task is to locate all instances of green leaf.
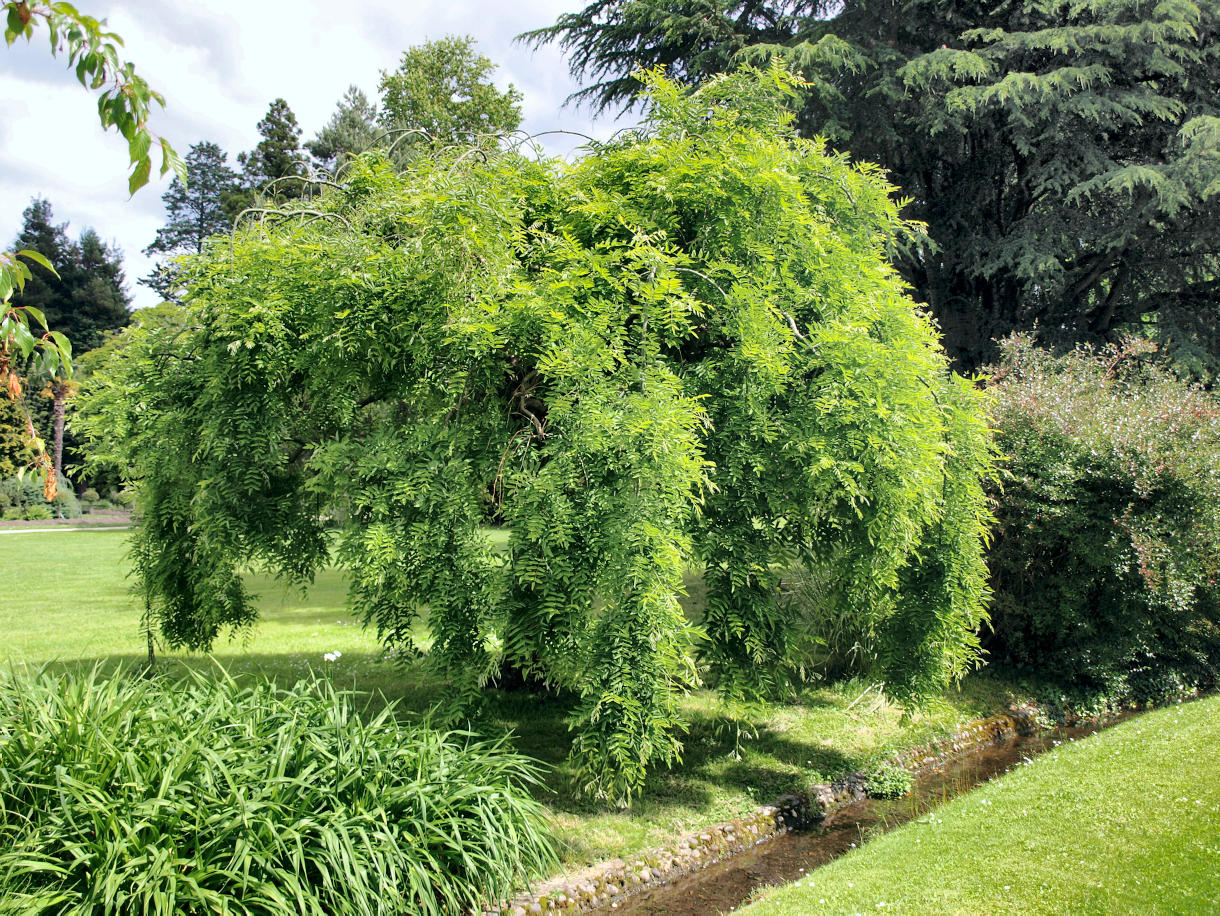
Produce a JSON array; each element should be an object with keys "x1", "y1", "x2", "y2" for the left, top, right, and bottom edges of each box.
[
  {"x1": 17, "y1": 249, "x2": 57, "y2": 275},
  {"x1": 128, "y1": 155, "x2": 152, "y2": 195},
  {"x1": 22, "y1": 304, "x2": 48, "y2": 330}
]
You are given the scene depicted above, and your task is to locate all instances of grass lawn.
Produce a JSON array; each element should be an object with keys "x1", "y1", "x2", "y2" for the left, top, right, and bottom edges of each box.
[
  {"x1": 745, "y1": 694, "x2": 1220, "y2": 915},
  {"x1": 2, "y1": 528, "x2": 1026, "y2": 870}
]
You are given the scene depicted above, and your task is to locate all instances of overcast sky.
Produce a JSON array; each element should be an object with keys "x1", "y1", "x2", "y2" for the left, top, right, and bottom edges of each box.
[{"x1": 0, "y1": 1, "x2": 627, "y2": 309}]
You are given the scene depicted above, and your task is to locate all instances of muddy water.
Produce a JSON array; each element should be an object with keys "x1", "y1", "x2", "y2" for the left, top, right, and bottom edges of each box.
[{"x1": 606, "y1": 721, "x2": 1111, "y2": 915}]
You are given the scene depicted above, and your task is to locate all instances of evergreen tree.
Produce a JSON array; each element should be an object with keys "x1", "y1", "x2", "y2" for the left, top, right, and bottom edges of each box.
[
  {"x1": 527, "y1": 0, "x2": 1220, "y2": 371},
  {"x1": 307, "y1": 86, "x2": 380, "y2": 173},
  {"x1": 378, "y1": 36, "x2": 523, "y2": 148},
  {"x1": 238, "y1": 98, "x2": 307, "y2": 200},
  {"x1": 11, "y1": 200, "x2": 130, "y2": 354},
  {"x1": 142, "y1": 141, "x2": 240, "y2": 299}
]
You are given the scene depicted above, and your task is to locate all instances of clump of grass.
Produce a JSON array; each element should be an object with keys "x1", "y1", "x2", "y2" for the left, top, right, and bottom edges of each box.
[{"x1": 0, "y1": 666, "x2": 556, "y2": 915}]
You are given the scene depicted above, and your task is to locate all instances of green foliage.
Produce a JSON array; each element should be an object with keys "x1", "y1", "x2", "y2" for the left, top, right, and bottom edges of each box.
[
  {"x1": 307, "y1": 85, "x2": 381, "y2": 173},
  {"x1": 0, "y1": 474, "x2": 78, "y2": 518},
  {"x1": 378, "y1": 35, "x2": 522, "y2": 149},
  {"x1": 82, "y1": 68, "x2": 995, "y2": 802},
  {"x1": 142, "y1": 141, "x2": 242, "y2": 300},
  {"x1": 237, "y1": 98, "x2": 307, "y2": 200},
  {"x1": 0, "y1": 667, "x2": 557, "y2": 915},
  {"x1": 986, "y1": 336, "x2": 1220, "y2": 698},
  {"x1": 864, "y1": 760, "x2": 912, "y2": 800},
  {"x1": 528, "y1": 0, "x2": 1220, "y2": 370},
  {"x1": 9, "y1": 198, "x2": 130, "y2": 355},
  {"x1": 1, "y1": 1, "x2": 184, "y2": 197}
]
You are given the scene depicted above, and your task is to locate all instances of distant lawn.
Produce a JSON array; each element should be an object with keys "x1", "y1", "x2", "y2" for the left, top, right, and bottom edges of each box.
[
  {"x1": 3, "y1": 527, "x2": 1025, "y2": 869},
  {"x1": 746, "y1": 694, "x2": 1220, "y2": 915}
]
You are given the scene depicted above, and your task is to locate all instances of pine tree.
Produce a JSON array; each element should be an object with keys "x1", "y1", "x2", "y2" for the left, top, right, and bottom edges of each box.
[
  {"x1": 11, "y1": 200, "x2": 130, "y2": 354},
  {"x1": 527, "y1": 0, "x2": 1220, "y2": 371},
  {"x1": 238, "y1": 99, "x2": 307, "y2": 199},
  {"x1": 307, "y1": 86, "x2": 380, "y2": 173},
  {"x1": 142, "y1": 142, "x2": 240, "y2": 299}
]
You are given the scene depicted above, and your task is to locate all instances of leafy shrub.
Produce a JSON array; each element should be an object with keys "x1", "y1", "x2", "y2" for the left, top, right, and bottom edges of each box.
[
  {"x1": 79, "y1": 487, "x2": 99, "y2": 504},
  {"x1": 865, "y1": 760, "x2": 913, "y2": 799},
  {"x1": 20, "y1": 504, "x2": 52, "y2": 521},
  {"x1": 0, "y1": 474, "x2": 80, "y2": 518},
  {"x1": 1, "y1": 507, "x2": 21, "y2": 521},
  {"x1": 0, "y1": 668, "x2": 556, "y2": 915},
  {"x1": 986, "y1": 336, "x2": 1220, "y2": 698}
]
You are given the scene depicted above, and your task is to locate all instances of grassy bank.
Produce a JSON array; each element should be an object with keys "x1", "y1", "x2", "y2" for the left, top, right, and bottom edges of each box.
[
  {"x1": 746, "y1": 694, "x2": 1220, "y2": 914},
  {"x1": 3, "y1": 528, "x2": 1025, "y2": 868}
]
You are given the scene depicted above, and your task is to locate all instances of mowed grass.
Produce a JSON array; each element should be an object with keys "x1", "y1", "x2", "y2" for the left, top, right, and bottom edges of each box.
[
  {"x1": 2, "y1": 528, "x2": 1022, "y2": 869},
  {"x1": 746, "y1": 695, "x2": 1220, "y2": 915}
]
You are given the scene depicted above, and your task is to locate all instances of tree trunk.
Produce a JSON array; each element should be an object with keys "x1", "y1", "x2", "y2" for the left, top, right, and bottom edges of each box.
[{"x1": 51, "y1": 380, "x2": 67, "y2": 479}]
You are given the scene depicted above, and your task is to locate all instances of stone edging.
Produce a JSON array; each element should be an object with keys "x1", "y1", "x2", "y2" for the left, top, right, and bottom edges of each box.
[{"x1": 494, "y1": 706, "x2": 1042, "y2": 915}]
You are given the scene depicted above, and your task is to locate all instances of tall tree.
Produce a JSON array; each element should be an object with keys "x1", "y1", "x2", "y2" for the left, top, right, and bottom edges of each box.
[
  {"x1": 7, "y1": 204, "x2": 130, "y2": 479},
  {"x1": 307, "y1": 86, "x2": 380, "y2": 173},
  {"x1": 378, "y1": 36, "x2": 523, "y2": 148},
  {"x1": 527, "y1": 0, "x2": 1220, "y2": 371},
  {"x1": 238, "y1": 98, "x2": 307, "y2": 199},
  {"x1": 142, "y1": 141, "x2": 240, "y2": 300},
  {"x1": 11, "y1": 201, "x2": 130, "y2": 354}
]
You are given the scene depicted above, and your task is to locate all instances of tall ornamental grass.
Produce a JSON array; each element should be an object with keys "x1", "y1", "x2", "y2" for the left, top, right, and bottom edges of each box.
[{"x1": 0, "y1": 668, "x2": 556, "y2": 915}]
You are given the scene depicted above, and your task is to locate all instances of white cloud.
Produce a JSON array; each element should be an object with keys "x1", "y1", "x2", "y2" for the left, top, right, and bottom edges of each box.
[{"x1": 1, "y1": 1, "x2": 632, "y2": 309}]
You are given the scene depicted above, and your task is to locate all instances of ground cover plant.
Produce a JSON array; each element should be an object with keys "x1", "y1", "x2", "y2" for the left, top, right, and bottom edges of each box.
[
  {"x1": 744, "y1": 694, "x2": 1220, "y2": 914},
  {"x1": 0, "y1": 528, "x2": 1021, "y2": 870},
  {"x1": 81, "y1": 66, "x2": 995, "y2": 801},
  {"x1": 986, "y1": 336, "x2": 1220, "y2": 701},
  {"x1": 0, "y1": 666, "x2": 556, "y2": 915}
]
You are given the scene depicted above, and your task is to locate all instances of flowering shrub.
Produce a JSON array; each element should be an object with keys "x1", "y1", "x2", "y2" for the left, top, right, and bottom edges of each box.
[{"x1": 985, "y1": 336, "x2": 1220, "y2": 698}]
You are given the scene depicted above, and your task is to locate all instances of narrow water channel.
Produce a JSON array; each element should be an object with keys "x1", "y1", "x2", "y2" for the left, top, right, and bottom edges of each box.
[{"x1": 605, "y1": 720, "x2": 1112, "y2": 915}]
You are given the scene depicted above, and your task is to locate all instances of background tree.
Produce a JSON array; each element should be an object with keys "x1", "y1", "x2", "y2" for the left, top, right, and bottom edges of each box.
[
  {"x1": 6, "y1": 202, "x2": 130, "y2": 482},
  {"x1": 237, "y1": 98, "x2": 307, "y2": 202},
  {"x1": 12, "y1": 201, "x2": 129, "y2": 354},
  {"x1": 307, "y1": 85, "x2": 380, "y2": 173},
  {"x1": 527, "y1": 0, "x2": 1220, "y2": 371},
  {"x1": 378, "y1": 35, "x2": 523, "y2": 148},
  {"x1": 142, "y1": 141, "x2": 240, "y2": 300},
  {"x1": 82, "y1": 68, "x2": 996, "y2": 801}
]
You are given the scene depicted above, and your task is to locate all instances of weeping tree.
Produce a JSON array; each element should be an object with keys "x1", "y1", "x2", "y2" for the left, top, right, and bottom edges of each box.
[{"x1": 82, "y1": 68, "x2": 995, "y2": 801}]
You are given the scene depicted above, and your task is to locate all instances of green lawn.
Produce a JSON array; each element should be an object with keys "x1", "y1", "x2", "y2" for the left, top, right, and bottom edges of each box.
[
  {"x1": 2, "y1": 528, "x2": 1024, "y2": 869},
  {"x1": 745, "y1": 695, "x2": 1220, "y2": 915}
]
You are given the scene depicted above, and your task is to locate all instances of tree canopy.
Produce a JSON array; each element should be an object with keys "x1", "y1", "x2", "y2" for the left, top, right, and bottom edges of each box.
[
  {"x1": 83, "y1": 68, "x2": 995, "y2": 801},
  {"x1": 526, "y1": 0, "x2": 1220, "y2": 371},
  {"x1": 378, "y1": 35, "x2": 523, "y2": 148},
  {"x1": 142, "y1": 141, "x2": 241, "y2": 300}
]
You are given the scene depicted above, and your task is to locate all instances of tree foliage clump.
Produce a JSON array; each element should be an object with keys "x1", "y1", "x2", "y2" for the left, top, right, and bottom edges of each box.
[
  {"x1": 84, "y1": 68, "x2": 995, "y2": 800},
  {"x1": 527, "y1": 0, "x2": 1220, "y2": 371},
  {"x1": 986, "y1": 336, "x2": 1220, "y2": 700}
]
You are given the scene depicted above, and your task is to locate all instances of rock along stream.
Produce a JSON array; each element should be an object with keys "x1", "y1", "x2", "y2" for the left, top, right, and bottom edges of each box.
[{"x1": 602, "y1": 719, "x2": 1114, "y2": 915}]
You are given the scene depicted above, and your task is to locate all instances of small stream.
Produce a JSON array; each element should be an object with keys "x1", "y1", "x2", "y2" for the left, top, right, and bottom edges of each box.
[{"x1": 604, "y1": 720, "x2": 1112, "y2": 915}]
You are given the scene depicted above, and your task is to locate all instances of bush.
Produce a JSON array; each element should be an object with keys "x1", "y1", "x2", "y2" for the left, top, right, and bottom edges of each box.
[
  {"x1": 79, "y1": 487, "x2": 99, "y2": 504},
  {"x1": 865, "y1": 760, "x2": 913, "y2": 799},
  {"x1": 0, "y1": 474, "x2": 80, "y2": 519},
  {"x1": 1, "y1": 507, "x2": 22, "y2": 521},
  {"x1": 985, "y1": 336, "x2": 1220, "y2": 698},
  {"x1": 0, "y1": 668, "x2": 556, "y2": 915}
]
